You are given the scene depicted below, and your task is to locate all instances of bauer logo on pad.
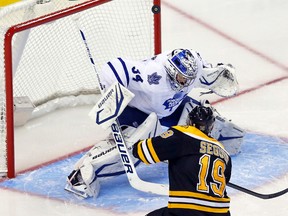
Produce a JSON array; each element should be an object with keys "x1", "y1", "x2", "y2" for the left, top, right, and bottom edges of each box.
[{"x1": 88, "y1": 82, "x2": 135, "y2": 129}]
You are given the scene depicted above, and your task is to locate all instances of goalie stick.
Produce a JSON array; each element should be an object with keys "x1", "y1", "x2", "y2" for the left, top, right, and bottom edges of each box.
[
  {"x1": 227, "y1": 182, "x2": 288, "y2": 200},
  {"x1": 74, "y1": 19, "x2": 168, "y2": 196}
]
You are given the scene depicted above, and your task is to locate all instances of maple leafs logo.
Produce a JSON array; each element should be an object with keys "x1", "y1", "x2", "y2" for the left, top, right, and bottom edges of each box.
[
  {"x1": 163, "y1": 92, "x2": 187, "y2": 111},
  {"x1": 148, "y1": 72, "x2": 162, "y2": 85}
]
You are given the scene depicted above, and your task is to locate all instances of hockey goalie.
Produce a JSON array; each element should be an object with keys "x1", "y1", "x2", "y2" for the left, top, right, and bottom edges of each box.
[{"x1": 65, "y1": 48, "x2": 245, "y2": 198}]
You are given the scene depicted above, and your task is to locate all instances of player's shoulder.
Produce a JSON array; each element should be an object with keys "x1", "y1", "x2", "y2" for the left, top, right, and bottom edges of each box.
[
  {"x1": 172, "y1": 125, "x2": 220, "y2": 142},
  {"x1": 171, "y1": 125, "x2": 205, "y2": 136},
  {"x1": 172, "y1": 125, "x2": 229, "y2": 154}
]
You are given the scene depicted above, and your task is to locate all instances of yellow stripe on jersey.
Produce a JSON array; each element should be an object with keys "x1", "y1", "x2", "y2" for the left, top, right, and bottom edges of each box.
[
  {"x1": 168, "y1": 203, "x2": 229, "y2": 213},
  {"x1": 169, "y1": 190, "x2": 230, "y2": 213},
  {"x1": 173, "y1": 125, "x2": 213, "y2": 140},
  {"x1": 173, "y1": 125, "x2": 225, "y2": 149},
  {"x1": 169, "y1": 190, "x2": 230, "y2": 202},
  {"x1": 146, "y1": 138, "x2": 160, "y2": 163},
  {"x1": 0, "y1": 0, "x2": 21, "y2": 7},
  {"x1": 137, "y1": 141, "x2": 149, "y2": 164}
]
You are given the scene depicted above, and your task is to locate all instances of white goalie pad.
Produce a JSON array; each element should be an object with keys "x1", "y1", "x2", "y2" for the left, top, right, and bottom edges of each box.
[
  {"x1": 66, "y1": 112, "x2": 163, "y2": 198},
  {"x1": 210, "y1": 115, "x2": 246, "y2": 155},
  {"x1": 88, "y1": 82, "x2": 135, "y2": 129},
  {"x1": 177, "y1": 101, "x2": 195, "y2": 125},
  {"x1": 177, "y1": 99, "x2": 245, "y2": 155},
  {"x1": 65, "y1": 167, "x2": 100, "y2": 199}
]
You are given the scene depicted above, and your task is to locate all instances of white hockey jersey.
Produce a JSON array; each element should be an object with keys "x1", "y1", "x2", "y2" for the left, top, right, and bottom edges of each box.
[{"x1": 99, "y1": 49, "x2": 210, "y2": 119}]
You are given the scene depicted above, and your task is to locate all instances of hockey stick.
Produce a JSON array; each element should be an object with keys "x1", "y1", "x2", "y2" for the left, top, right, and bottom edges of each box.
[
  {"x1": 75, "y1": 21, "x2": 168, "y2": 196},
  {"x1": 227, "y1": 182, "x2": 288, "y2": 199}
]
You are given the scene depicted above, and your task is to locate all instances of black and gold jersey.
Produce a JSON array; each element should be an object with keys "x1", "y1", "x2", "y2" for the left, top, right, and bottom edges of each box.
[{"x1": 132, "y1": 125, "x2": 232, "y2": 216}]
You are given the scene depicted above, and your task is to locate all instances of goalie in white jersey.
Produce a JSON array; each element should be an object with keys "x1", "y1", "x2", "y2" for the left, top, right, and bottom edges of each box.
[
  {"x1": 65, "y1": 49, "x2": 245, "y2": 198},
  {"x1": 99, "y1": 49, "x2": 237, "y2": 127}
]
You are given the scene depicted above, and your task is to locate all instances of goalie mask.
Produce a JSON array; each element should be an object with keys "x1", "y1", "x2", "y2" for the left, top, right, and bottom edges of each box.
[
  {"x1": 187, "y1": 105, "x2": 215, "y2": 135},
  {"x1": 164, "y1": 49, "x2": 198, "y2": 91}
]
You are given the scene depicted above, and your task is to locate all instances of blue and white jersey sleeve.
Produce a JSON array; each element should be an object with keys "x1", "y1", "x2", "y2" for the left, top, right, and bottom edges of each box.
[{"x1": 99, "y1": 57, "x2": 131, "y2": 91}]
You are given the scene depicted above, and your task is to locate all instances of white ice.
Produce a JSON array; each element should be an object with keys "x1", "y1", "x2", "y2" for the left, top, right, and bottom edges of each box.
[{"x1": 1, "y1": 0, "x2": 288, "y2": 215}]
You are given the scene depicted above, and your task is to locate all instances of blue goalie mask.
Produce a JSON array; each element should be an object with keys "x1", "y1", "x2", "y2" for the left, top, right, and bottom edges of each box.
[{"x1": 164, "y1": 49, "x2": 198, "y2": 91}]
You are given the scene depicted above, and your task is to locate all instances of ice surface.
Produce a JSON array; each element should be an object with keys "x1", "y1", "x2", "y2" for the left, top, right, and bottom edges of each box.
[{"x1": 1, "y1": 0, "x2": 288, "y2": 215}]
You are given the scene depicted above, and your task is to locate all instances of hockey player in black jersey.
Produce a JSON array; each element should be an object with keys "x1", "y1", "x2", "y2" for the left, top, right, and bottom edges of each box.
[{"x1": 132, "y1": 103, "x2": 232, "y2": 216}]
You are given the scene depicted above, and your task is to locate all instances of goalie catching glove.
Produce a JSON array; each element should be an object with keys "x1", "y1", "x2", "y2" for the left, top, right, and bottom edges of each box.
[{"x1": 199, "y1": 63, "x2": 239, "y2": 97}]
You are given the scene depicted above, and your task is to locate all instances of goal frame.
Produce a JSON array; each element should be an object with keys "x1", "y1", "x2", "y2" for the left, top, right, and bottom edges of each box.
[{"x1": 3, "y1": 0, "x2": 161, "y2": 178}]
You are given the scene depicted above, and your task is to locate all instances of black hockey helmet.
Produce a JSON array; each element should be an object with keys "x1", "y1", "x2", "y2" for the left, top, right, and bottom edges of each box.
[{"x1": 187, "y1": 105, "x2": 215, "y2": 135}]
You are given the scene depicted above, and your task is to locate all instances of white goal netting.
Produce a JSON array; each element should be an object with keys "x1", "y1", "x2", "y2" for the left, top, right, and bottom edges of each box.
[{"x1": 0, "y1": 0, "x2": 160, "y2": 177}]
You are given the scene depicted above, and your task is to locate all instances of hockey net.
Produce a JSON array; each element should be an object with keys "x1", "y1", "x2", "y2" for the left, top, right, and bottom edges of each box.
[{"x1": 0, "y1": 0, "x2": 161, "y2": 178}]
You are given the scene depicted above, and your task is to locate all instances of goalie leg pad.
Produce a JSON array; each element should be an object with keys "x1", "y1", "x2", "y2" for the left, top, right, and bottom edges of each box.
[
  {"x1": 177, "y1": 98, "x2": 206, "y2": 125},
  {"x1": 177, "y1": 101, "x2": 194, "y2": 125},
  {"x1": 66, "y1": 138, "x2": 123, "y2": 198},
  {"x1": 124, "y1": 112, "x2": 163, "y2": 147},
  {"x1": 211, "y1": 115, "x2": 245, "y2": 155},
  {"x1": 177, "y1": 99, "x2": 245, "y2": 155},
  {"x1": 66, "y1": 112, "x2": 162, "y2": 198}
]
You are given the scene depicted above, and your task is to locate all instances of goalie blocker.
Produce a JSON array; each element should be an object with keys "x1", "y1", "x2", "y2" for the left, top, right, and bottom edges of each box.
[{"x1": 88, "y1": 81, "x2": 135, "y2": 130}]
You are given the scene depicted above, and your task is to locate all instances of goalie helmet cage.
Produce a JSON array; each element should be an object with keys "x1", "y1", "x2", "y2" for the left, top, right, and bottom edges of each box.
[{"x1": 0, "y1": 0, "x2": 161, "y2": 178}]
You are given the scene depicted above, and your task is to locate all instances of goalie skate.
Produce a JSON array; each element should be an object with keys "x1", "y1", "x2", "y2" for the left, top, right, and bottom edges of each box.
[
  {"x1": 65, "y1": 168, "x2": 100, "y2": 199},
  {"x1": 65, "y1": 169, "x2": 89, "y2": 198},
  {"x1": 65, "y1": 183, "x2": 89, "y2": 199}
]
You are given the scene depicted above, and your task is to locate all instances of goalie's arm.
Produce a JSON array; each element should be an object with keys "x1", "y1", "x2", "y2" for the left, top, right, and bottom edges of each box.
[{"x1": 99, "y1": 58, "x2": 131, "y2": 90}]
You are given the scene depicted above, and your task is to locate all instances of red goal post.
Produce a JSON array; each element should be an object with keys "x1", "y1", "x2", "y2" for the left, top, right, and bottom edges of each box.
[{"x1": 0, "y1": 0, "x2": 161, "y2": 178}]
